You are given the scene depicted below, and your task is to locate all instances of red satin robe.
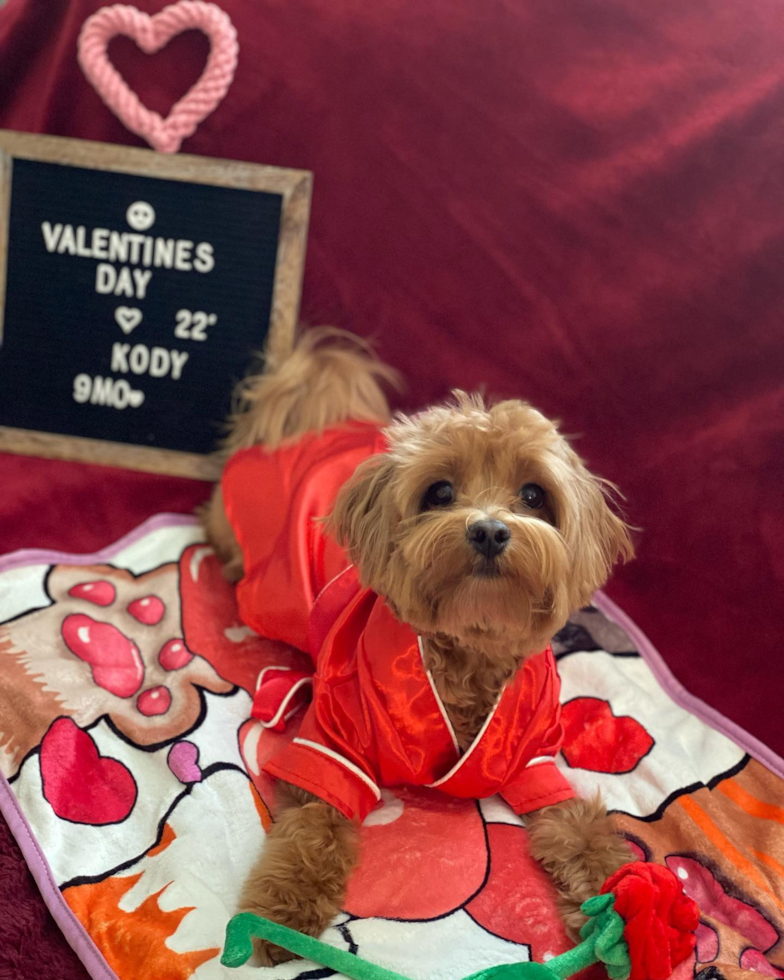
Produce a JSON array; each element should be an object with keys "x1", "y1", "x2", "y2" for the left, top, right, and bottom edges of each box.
[{"x1": 222, "y1": 421, "x2": 574, "y2": 821}]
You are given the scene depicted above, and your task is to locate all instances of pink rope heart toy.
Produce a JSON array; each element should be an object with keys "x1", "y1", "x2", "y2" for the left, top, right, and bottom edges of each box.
[{"x1": 77, "y1": 1, "x2": 239, "y2": 154}]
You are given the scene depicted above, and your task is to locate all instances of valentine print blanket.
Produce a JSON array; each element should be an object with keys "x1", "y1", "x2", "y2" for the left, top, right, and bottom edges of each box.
[{"x1": 0, "y1": 515, "x2": 782, "y2": 980}]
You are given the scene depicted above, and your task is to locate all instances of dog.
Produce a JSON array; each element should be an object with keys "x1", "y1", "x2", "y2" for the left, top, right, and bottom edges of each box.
[{"x1": 202, "y1": 328, "x2": 634, "y2": 964}]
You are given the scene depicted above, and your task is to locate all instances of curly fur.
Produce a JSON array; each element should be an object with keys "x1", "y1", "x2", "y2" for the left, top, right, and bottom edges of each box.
[
  {"x1": 204, "y1": 328, "x2": 635, "y2": 961},
  {"x1": 527, "y1": 795, "x2": 634, "y2": 936},
  {"x1": 224, "y1": 327, "x2": 400, "y2": 455},
  {"x1": 200, "y1": 327, "x2": 399, "y2": 582},
  {"x1": 239, "y1": 784, "x2": 359, "y2": 965},
  {"x1": 328, "y1": 392, "x2": 633, "y2": 663}
]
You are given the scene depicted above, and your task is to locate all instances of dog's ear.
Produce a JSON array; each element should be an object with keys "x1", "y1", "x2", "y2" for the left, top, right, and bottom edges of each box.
[
  {"x1": 327, "y1": 453, "x2": 398, "y2": 589},
  {"x1": 555, "y1": 449, "x2": 634, "y2": 608}
]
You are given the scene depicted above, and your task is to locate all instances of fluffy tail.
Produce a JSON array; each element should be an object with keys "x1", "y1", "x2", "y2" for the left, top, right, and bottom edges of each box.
[{"x1": 222, "y1": 327, "x2": 401, "y2": 455}]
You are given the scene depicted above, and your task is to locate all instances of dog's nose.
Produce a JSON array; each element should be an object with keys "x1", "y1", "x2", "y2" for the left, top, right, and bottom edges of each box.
[{"x1": 467, "y1": 520, "x2": 511, "y2": 559}]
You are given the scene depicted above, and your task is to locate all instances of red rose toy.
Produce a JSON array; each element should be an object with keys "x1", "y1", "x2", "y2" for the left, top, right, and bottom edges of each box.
[{"x1": 602, "y1": 862, "x2": 699, "y2": 980}]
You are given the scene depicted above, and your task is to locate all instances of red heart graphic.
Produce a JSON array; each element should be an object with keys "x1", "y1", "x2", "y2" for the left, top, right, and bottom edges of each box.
[
  {"x1": 561, "y1": 697, "x2": 654, "y2": 773},
  {"x1": 40, "y1": 718, "x2": 137, "y2": 825}
]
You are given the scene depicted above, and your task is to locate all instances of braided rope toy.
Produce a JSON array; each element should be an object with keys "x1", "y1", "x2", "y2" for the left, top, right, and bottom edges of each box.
[
  {"x1": 77, "y1": 2, "x2": 238, "y2": 153},
  {"x1": 222, "y1": 863, "x2": 699, "y2": 980}
]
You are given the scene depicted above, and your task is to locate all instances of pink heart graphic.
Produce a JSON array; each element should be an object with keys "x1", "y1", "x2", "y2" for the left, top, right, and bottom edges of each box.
[
  {"x1": 40, "y1": 718, "x2": 137, "y2": 825},
  {"x1": 77, "y1": 2, "x2": 238, "y2": 154},
  {"x1": 168, "y1": 740, "x2": 202, "y2": 783}
]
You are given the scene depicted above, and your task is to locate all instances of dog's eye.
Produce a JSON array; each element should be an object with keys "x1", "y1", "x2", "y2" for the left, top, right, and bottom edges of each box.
[
  {"x1": 520, "y1": 483, "x2": 546, "y2": 509},
  {"x1": 422, "y1": 481, "x2": 455, "y2": 509}
]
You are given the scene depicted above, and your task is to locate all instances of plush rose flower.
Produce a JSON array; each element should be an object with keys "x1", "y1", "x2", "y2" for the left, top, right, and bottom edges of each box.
[{"x1": 601, "y1": 862, "x2": 699, "y2": 980}]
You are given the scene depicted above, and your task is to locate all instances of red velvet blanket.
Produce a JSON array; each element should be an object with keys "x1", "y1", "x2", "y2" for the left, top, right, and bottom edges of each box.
[{"x1": 0, "y1": 0, "x2": 782, "y2": 975}]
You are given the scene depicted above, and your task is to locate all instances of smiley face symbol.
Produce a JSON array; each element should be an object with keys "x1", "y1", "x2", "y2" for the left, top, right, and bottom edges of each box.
[{"x1": 126, "y1": 201, "x2": 156, "y2": 232}]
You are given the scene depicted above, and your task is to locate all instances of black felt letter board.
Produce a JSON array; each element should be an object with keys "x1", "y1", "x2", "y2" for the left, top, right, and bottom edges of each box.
[{"x1": 0, "y1": 159, "x2": 283, "y2": 456}]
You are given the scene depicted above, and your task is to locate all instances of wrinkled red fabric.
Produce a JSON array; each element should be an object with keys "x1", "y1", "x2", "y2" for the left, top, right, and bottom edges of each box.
[
  {"x1": 603, "y1": 862, "x2": 700, "y2": 980},
  {"x1": 222, "y1": 422, "x2": 388, "y2": 653}
]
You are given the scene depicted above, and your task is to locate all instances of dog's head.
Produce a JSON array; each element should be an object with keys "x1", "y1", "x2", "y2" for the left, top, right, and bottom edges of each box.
[{"x1": 329, "y1": 393, "x2": 633, "y2": 653}]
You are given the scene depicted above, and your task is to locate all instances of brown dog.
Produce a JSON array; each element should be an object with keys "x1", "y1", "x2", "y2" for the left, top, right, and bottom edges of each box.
[{"x1": 203, "y1": 328, "x2": 634, "y2": 964}]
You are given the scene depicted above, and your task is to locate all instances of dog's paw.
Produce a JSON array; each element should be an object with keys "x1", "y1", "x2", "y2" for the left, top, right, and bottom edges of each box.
[
  {"x1": 236, "y1": 906, "x2": 299, "y2": 967},
  {"x1": 249, "y1": 936, "x2": 297, "y2": 967},
  {"x1": 556, "y1": 896, "x2": 589, "y2": 943},
  {"x1": 526, "y1": 794, "x2": 633, "y2": 941},
  {"x1": 238, "y1": 892, "x2": 337, "y2": 967}
]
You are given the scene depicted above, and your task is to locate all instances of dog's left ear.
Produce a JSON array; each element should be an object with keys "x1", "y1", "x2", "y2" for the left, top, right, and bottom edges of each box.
[
  {"x1": 327, "y1": 453, "x2": 398, "y2": 590},
  {"x1": 556, "y1": 448, "x2": 634, "y2": 609}
]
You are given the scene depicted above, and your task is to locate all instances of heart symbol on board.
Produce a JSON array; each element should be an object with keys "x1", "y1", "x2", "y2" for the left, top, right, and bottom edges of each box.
[
  {"x1": 115, "y1": 306, "x2": 143, "y2": 334},
  {"x1": 167, "y1": 740, "x2": 203, "y2": 783},
  {"x1": 40, "y1": 718, "x2": 137, "y2": 824},
  {"x1": 77, "y1": 2, "x2": 239, "y2": 154},
  {"x1": 127, "y1": 389, "x2": 145, "y2": 408},
  {"x1": 560, "y1": 697, "x2": 654, "y2": 773}
]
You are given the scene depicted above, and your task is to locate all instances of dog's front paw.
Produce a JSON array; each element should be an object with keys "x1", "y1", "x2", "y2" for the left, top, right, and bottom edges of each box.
[
  {"x1": 239, "y1": 884, "x2": 340, "y2": 967},
  {"x1": 554, "y1": 894, "x2": 590, "y2": 942},
  {"x1": 247, "y1": 933, "x2": 297, "y2": 967},
  {"x1": 527, "y1": 795, "x2": 633, "y2": 941},
  {"x1": 237, "y1": 904, "x2": 299, "y2": 967}
]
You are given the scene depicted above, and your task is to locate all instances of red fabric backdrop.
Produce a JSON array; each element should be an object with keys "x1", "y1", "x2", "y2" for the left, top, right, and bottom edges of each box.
[{"x1": 0, "y1": 0, "x2": 781, "y2": 974}]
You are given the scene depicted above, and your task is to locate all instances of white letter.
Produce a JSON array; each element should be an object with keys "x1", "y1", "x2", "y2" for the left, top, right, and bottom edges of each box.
[
  {"x1": 75, "y1": 226, "x2": 92, "y2": 258},
  {"x1": 114, "y1": 267, "x2": 134, "y2": 297},
  {"x1": 41, "y1": 222, "x2": 62, "y2": 253},
  {"x1": 111, "y1": 343, "x2": 130, "y2": 373},
  {"x1": 57, "y1": 225, "x2": 77, "y2": 255},
  {"x1": 193, "y1": 242, "x2": 215, "y2": 273},
  {"x1": 126, "y1": 234, "x2": 144, "y2": 264},
  {"x1": 132, "y1": 269, "x2": 152, "y2": 299},
  {"x1": 108, "y1": 231, "x2": 129, "y2": 264},
  {"x1": 112, "y1": 379, "x2": 130, "y2": 409},
  {"x1": 90, "y1": 376, "x2": 113, "y2": 405},
  {"x1": 72, "y1": 374, "x2": 91, "y2": 403},
  {"x1": 174, "y1": 240, "x2": 193, "y2": 272},
  {"x1": 153, "y1": 239, "x2": 175, "y2": 268},
  {"x1": 129, "y1": 344, "x2": 150, "y2": 375},
  {"x1": 92, "y1": 228, "x2": 109, "y2": 260},
  {"x1": 169, "y1": 349, "x2": 189, "y2": 380},
  {"x1": 95, "y1": 264, "x2": 116, "y2": 294},
  {"x1": 149, "y1": 347, "x2": 170, "y2": 378}
]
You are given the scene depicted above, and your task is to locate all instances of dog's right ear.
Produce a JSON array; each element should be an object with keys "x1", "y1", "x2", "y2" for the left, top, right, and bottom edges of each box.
[{"x1": 327, "y1": 453, "x2": 398, "y2": 589}]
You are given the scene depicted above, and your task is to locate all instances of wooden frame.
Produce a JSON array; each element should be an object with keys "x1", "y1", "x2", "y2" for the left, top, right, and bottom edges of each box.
[{"x1": 0, "y1": 131, "x2": 312, "y2": 479}]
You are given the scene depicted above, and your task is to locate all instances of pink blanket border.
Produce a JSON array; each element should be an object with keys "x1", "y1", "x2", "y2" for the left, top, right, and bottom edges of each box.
[
  {"x1": 0, "y1": 515, "x2": 780, "y2": 980},
  {"x1": 594, "y1": 590, "x2": 784, "y2": 781},
  {"x1": 0, "y1": 512, "x2": 200, "y2": 575},
  {"x1": 0, "y1": 774, "x2": 120, "y2": 980}
]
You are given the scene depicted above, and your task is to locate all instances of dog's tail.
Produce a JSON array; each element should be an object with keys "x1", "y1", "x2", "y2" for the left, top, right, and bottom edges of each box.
[{"x1": 222, "y1": 327, "x2": 400, "y2": 454}]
